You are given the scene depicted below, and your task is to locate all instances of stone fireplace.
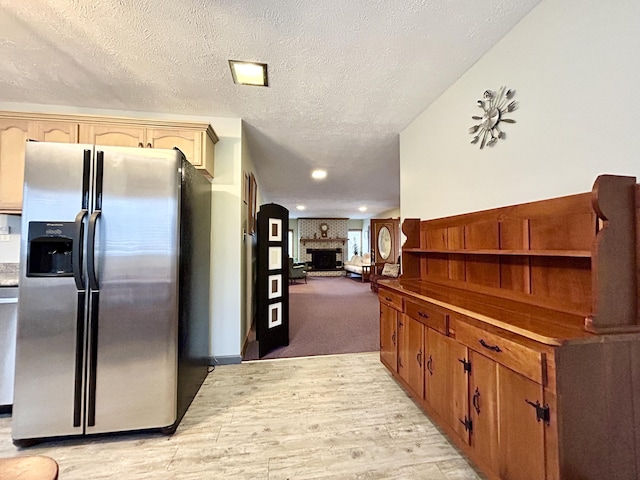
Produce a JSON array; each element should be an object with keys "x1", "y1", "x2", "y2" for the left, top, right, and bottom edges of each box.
[
  {"x1": 308, "y1": 248, "x2": 341, "y2": 271},
  {"x1": 298, "y1": 218, "x2": 348, "y2": 277}
]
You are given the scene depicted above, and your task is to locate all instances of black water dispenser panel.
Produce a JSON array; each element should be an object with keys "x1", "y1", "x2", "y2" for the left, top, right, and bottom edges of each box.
[{"x1": 27, "y1": 222, "x2": 75, "y2": 277}]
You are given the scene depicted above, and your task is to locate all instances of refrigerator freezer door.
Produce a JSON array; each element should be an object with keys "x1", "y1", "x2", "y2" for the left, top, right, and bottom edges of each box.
[
  {"x1": 13, "y1": 142, "x2": 92, "y2": 440},
  {"x1": 85, "y1": 146, "x2": 180, "y2": 434}
]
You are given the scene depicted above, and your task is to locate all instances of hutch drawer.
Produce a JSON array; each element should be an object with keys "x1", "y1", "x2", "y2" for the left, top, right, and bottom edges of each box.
[{"x1": 405, "y1": 298, "x2": 448, "y2": 335}]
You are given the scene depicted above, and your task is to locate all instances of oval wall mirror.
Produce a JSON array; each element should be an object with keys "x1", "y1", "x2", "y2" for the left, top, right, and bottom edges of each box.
[{"x1": 377, "y1": 226, "x2": 392, "y2": 260}]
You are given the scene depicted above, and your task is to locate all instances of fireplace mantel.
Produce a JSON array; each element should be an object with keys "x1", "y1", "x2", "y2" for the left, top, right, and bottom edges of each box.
[{"x1": 301, "y1": 237, "x2": 347, "y2": 245}]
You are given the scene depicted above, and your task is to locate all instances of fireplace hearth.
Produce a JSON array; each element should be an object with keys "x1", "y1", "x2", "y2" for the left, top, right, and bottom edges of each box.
[{"x1": 307, "y1": 248, "x2": 341, "y2": 270}]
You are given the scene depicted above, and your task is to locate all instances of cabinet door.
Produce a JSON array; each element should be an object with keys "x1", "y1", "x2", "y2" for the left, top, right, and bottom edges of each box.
[
  {"x1": 398, "y1": 315, "x2": 424, "y2": 398},
  {"x1": 425, "y1": 328, "x2": 452, "y2": 425},
  {"x1": 35, "y1": 121, "x2": 79, "y2": 143},
  {"x1": 379, "y1": 303, "x2": 398, "y2": 371},
  {"x1": 499, "y1": 365, "x2": 546, "y2": 480},
  {"x1": 79, "y1": 124, "x2": 145, "y2": 147},
  {"x1": 147, "y1": 128, "x2": 201, "y2": 165},
  {"x1": 450, "y1": 341, "x2": 470, "y2": 444},
  {"x1": 0, "y1": 119, "x2": 33, "y2": 212},
  {"x1": 469, "y1": 351, "x2": 499, "y2": 474}
]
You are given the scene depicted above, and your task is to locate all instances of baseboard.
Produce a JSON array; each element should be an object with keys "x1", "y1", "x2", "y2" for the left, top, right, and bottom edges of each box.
[{"x1": 209, "y1": 355, "x2": 243, "y2": 365}]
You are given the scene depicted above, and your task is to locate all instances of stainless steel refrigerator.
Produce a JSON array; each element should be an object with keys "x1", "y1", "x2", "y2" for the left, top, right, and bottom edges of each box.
[{"x1": 12, "y1": 142, "x2": 211, "y2": 445}]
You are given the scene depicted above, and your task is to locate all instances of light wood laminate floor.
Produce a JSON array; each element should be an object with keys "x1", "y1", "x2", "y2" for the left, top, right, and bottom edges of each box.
[{"x1": 0, "y1": 353, "x2": 484, "y2": 479}]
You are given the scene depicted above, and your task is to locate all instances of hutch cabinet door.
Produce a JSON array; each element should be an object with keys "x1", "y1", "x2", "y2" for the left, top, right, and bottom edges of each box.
[
  {"x1": 469, "y1": 351, "x2": 500, "y2": 474},
  {"x1": 425, "y1": 328, "x2": 453, "y2": 426},
  {"x1": 379, "y1": 303, "x2": 398, "y2": 372},
  {"x1": 450, "y1": 340, "x2": 470, "y2": 445},
  {"x1": 398, "y1": 314, "x2": 424, "y2": 399},
  {"x1": 406, "y1": 315, "x2": 425, "y2": 399},
  {"x1": 498, "y1": 365, "x2": 546, "y2": 480},
  {"x1": 397, "y1": 315, "x2": 408, "y2": 383}
]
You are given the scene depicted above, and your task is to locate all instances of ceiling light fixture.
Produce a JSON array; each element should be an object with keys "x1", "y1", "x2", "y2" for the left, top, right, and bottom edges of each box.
[
  {"x1": 296, "y1": 205, "x2": 306, "y2": 211},
  {"x1": 359, "y1": 206, "x2": 368, "y2": 212},
  {"x1": 228, "y1": 60, "x2": 269, "y2": 87},
  {"x1": 311, "y1": 169, "x2": 327, "y2": 180}
]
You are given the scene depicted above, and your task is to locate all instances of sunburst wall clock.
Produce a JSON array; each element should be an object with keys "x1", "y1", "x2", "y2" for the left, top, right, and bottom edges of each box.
[{"x1": 469, "y1": 86, "x2": 517, "y2": 149}]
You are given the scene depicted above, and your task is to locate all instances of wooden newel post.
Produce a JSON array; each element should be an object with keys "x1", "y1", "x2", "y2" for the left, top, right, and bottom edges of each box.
[{"x1": 586, "y1": 174, "x2": 639, "y2": 333}]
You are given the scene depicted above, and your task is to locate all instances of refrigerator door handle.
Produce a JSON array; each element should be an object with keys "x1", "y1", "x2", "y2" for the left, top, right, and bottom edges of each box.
[
  {"x1": 87, "y1": 211, "x2": 101, "y2": 291},
  {"x1": 73, "y1": 209, "x2": 87, "y2": 290},
  {"x1": 82, "y1": 149, "x2": 91, "y2": 209},
  {"x1": 87, "y1": 290, "x2": 99, "y2": 427},
  {"x1": 73, "y1": 290, "x2": 86, "y2": 427}
]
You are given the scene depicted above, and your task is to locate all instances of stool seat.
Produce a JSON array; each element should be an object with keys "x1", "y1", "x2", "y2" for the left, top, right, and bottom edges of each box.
[{"x1": 0, "y1": 455, "x2": 58, "y2": 480}]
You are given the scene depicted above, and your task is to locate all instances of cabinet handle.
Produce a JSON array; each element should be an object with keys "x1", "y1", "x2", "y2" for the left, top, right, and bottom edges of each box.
[
  {"x1": 472, "y1": 387, "x2": 481, "y2": 414},
  {"x1": 418, "y1": 310, "x2": 429, "y2": 319},
  {"x1": 398, "y1": 356, "x2": 403, "y2": 368},
  {"x1": 138, "y1": 142, "x2": 144, "y2": 148},
  {"x1": 426, "y1": 355, "x2": 433, "y2": 375},
  {"x1": 392, "y1": 332, "x2": 396, "y2": 346},
  {"x1": 416, "y1": 350, "x2": 422, "y2": 367},
  {"x1": 147, "y1": 142, "x2": 152, "y2": 148},
  {"x1": 385, "y1": 296, "x2": 392, "y2": 302},
  {"x1": 479, "y1": 339, "x2": 502, "y2": 353}
]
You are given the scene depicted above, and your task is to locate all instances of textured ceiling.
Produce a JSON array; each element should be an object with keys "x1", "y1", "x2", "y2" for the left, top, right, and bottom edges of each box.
[{"x1": 0, "y1": 0, "x2": 541, "y2": 218}]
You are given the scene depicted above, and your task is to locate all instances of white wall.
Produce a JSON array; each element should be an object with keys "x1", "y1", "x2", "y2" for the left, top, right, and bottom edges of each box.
[
  {"x1": 209, "y1": 118, "x2": 244, "y2": 363},
  {"x1": 240, "y1": 121, "x2": 263, "y2": 355},
  {"x1": 289, "y1": 218, "x2": 299, "y2": 259},
  {"x1": 0, "y1": 214, "x2": 21, "y2": 263},
  {"x1": 400, "y1": 0, "x2": 640, "y2": 221},
  {"x1": 374, "y1": 208, "x2": 401, "y2": 219}
]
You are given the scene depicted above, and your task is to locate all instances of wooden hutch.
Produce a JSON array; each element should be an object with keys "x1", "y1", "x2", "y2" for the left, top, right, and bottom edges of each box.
[{"x1": 377, "y1": 174, "x2": 640, "y2": 480}]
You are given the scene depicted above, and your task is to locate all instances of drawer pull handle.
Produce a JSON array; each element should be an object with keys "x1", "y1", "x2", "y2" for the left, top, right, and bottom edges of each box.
[
  {"x1": 472, "y1": 387, "x2": 481, "y2": 414},
  {"x1": 426, "y1": 355, "x2": 434, "y2": 375},
  {"x1": 416, "y1": 350, "x2": 422, "y2": 367},
  {"x1": 138, "y1": 142, "x2": 144, "y2": 148},
  {"x1": 418, "y1": 311, "x2": 429, "y2": 319},
  {"x1": 479, "y1": 339, "x2": 502, "y2": 353},
  {"x1": 385, "y1": 296, "x2": 392, "y2": 302}
]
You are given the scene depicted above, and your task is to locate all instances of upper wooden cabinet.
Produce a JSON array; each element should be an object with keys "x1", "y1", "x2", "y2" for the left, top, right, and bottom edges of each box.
[
  {"x1": 0, "y1": 118, "x2": 79, "y2": 213},
  {"x1": 146, "y1": 127, "x2": 214, "y2": 175},
  {"x1": 0, "y1": 119, "x2": 31, "y2": 213},
  {"x1": 0, "y1": 111, "x2": 218, "y2": 213},
  {"x1": 79, "y1": 124, "x2": 145, "y2": 147},
  {"x1": 79, "y1": 125, "x2": 216, "y2": 177}
]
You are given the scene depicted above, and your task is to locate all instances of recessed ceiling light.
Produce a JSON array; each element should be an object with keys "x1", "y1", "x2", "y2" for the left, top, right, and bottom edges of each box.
[
  {"x1": 228, "y1": 60, "x2": 269, "y2": 87},
  {"x1": 296, "y1": 205, "x2": 306, "y2": 211},
  {"x1": 311, "y1": 169, "x2": 327, "y2": 180},
  {"x1": 359, "y1": 206, "x2": 368, "y2": 212}
]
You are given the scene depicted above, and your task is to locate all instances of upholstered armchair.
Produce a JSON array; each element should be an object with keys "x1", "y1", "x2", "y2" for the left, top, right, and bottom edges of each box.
[{"x1": 289, "y1": 257, "x2": 307, "y2": 284}]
